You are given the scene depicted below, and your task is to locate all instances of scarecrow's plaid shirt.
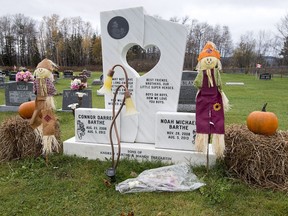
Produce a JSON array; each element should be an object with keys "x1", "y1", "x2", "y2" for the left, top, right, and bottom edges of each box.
[{"x1": 33, "y1": 78, "x2": 56, "y2": 97}]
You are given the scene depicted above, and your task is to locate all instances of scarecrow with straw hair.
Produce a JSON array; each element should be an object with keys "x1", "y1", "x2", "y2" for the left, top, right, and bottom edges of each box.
[
  {"x1": 30, "y1": 58, "x2": 60, "y2": 159},
  {"x1": 193, "y1": 41, "x2": 230, "y2": 158}
]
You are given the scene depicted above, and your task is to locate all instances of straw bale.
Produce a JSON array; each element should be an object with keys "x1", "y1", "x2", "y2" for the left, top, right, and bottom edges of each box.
[
  {"x1": 225, "y1": 124, "x2": 288, "y2": 191},
  {"x1": 0, "y1": 115, "x2": 61, "y2": 162}
]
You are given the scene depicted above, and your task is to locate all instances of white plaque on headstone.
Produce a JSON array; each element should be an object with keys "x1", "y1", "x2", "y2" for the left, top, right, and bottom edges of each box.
[
  {"x1": 75, "y1": 108, "x2": 120, "y2": 144},
  {"x1": 155, "y1": 112, "x2": 197, "y2": 151}
]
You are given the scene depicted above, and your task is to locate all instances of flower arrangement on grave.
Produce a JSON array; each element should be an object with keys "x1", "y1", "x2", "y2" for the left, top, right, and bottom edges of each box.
[
  {"x1": 70, "y1": 75, "x2": 88, "y2": 90},
  {"x1": 16, "y1": 70, "x2": 34, "y2": 82}
]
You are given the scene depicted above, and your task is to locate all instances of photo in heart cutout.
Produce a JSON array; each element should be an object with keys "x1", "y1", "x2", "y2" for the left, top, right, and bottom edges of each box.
[{"x1": 100, "y1": 7, "x2": 187, "y2": 143}]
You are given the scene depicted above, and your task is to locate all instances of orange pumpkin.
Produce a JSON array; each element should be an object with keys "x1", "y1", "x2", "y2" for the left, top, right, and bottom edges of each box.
[
  {"x1": 246, "y1": 103, "x2": 278, "y2": 136},
  {"x1": 18, "y1": 100, "x2": 35, "y2": 119}
]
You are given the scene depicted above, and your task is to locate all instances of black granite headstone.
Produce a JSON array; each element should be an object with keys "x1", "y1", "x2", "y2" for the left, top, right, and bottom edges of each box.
[
  {"x1": 9, "y1": 72, "x2": 16, "y2": 81},
  {"x1": 5, "y1": 81, "x2": 36, "y2": 106},
  {"x1": 177, "y1": 71, "x2": 198, "y2": 113},
  {"x1": 62, "y1": 89, "x2": 92, "y2": 111},
  {"x1": 259, "y1": 73, "x2": 272, "y2": 80},
  {"x1": 63, "y1": 70, "x2": 74, "y2": 78},
  {"x1": 0, "y1": 76, "x2": 4, "y2": 88}
]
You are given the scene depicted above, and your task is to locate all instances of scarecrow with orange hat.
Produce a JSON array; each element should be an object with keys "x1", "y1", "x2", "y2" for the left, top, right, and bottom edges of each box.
[{"x1": 193, "y1": 41, "x2": 230, "y2": 158}]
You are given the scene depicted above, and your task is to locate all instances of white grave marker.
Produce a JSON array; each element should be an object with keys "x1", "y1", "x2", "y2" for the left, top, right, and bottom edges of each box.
[
  {"x1": 100, "y1": 7, "x2": 187, "y2": 143},
  {"x1": 63, "y1": 7, "x2": 216, "y2": 166}
]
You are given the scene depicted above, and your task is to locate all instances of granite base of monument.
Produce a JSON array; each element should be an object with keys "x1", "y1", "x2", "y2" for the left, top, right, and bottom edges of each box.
[
  {"x1": 0, "y1": 105, "x2": 20, "y2": 112},
  {"x1": 63, "y1": 108, "x2": 216, "y2": 166},
  {"x1": 63, "y1": 137, "x2": 216, "y2": 166}
]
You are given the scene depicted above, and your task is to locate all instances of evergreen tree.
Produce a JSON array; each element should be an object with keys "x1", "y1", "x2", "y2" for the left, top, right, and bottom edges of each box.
[
  {"x1": 3, "y1": 35, "x2": 16, "y2": 66},
  {"x1": 30, "y1": 36, "x2": 41, "y2": 66}
]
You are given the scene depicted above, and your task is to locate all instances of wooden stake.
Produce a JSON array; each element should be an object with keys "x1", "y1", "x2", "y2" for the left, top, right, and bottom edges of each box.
[
  {"x1": 45, "y1": 154, "x2": 49, "y2": 166},
  {"x1": 206, "y1": 134, "x2": 210, "y2": 172}
]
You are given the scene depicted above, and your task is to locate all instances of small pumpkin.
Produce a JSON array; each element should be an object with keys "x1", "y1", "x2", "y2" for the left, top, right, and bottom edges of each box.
[
  {"x1": 18, "y1": 100, "x2": 35, "y2": 119},
  {"x1": 246, "y1": 103, "x2": 278, "y2": 136}
]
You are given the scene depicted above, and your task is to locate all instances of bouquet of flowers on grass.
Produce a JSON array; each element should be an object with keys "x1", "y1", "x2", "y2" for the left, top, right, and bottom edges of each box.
[
  {"x1": 70, "y1": 76, "x2": 88, "y2": 90},
  {"x1": 16, "y1": 70, "x2": 34, "y2": 82}
]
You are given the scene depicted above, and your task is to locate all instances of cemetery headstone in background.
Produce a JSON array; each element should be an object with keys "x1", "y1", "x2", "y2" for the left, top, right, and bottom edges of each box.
[
  {"x1": 9, "y1": 72, "x2": 16, "y2": 81},
  {"x1": 63, "y1": 70, "x2": 74, "y2": 79},
  {"x1": 5, "y1": 81, "x2": 35, "y2": 106},
  {"x1": 4, "y1": 70, "x2": 11, "y2": 76},
  {"x1": 259, "y1": 72, "x2": 272, "y2": 80},
  {"x1": 92, "y1": 74, "x2": 103, "y2": 86},
  {"x1": 177, "y1": 70, "x2": 198, "y2": 113},
  {"x1": 0, "y1": 76, "x2": 4, "y2": 88},
  {"x1": 62, "y1": 89, "x2": 92, "y2": 111}
]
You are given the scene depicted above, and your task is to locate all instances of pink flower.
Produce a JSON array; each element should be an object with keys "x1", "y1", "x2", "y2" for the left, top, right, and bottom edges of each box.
[
  {"x1": 70, "y1": 78, "x2": 87, "y2": 90},
  {"x1": 16, "y1": 70, "x2": 34, "y2": 82}
]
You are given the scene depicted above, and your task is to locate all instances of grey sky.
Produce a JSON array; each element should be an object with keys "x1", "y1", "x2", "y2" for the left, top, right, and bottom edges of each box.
[{"x1": 1, "y1": 0, "x2": 288, "y2": 43}]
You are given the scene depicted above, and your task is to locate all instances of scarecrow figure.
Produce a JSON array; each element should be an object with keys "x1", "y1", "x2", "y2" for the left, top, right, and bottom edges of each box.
[
  {"x1": 30, "y1": 58, "x2": 60, "y2": 157},
  {"x1": 193, "y1": 41, "x2": 230, "y2": 158}
]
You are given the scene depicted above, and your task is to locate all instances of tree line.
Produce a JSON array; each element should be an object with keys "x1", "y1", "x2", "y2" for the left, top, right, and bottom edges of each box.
[
  {"x1": 0, "y1": 13, "x2": 288, "y2": 72},
  {"x1": 0, "y1": 14, "x2": 102, "y2": 70}
]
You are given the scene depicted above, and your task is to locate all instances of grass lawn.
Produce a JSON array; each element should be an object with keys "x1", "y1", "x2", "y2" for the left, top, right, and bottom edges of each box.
[{"x1": 0, "y1": 72, "x2": 287, "y2": 216}]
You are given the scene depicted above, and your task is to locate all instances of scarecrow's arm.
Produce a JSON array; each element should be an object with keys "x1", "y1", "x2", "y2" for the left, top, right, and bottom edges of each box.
[{"x1": 193, "y1": 71, "x2": 203, "y2": 89}]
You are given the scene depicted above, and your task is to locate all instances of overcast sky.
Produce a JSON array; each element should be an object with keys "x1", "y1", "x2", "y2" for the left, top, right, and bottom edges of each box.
[{"x1": 1, "y1": 0, "x2": 288, "y2": 43}]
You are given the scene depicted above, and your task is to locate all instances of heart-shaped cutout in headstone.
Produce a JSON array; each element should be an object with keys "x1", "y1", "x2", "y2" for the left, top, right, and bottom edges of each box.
[{"x1": 126, "y1": 44, "x2": 161, "y2": 74}]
